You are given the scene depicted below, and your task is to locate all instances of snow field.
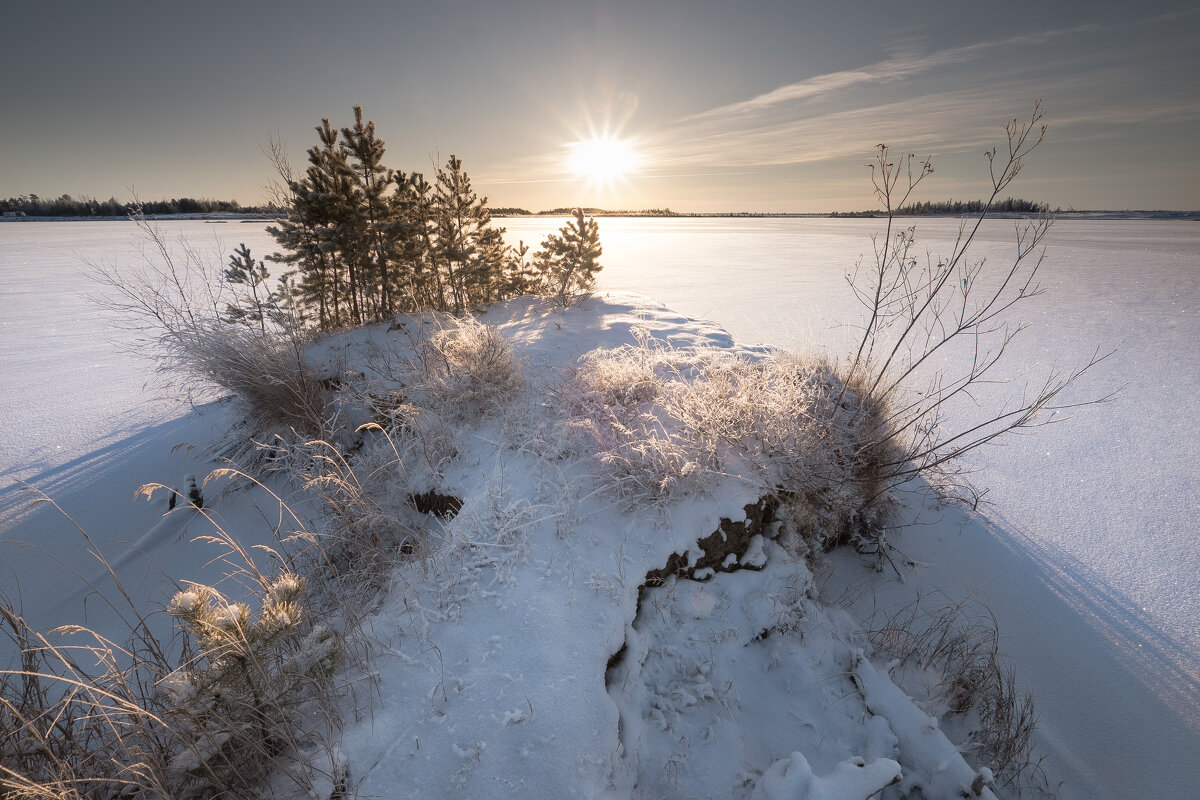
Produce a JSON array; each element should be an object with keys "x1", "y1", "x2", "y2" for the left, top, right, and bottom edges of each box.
[{"x1": 3, "y1": 218, "x2": 1197, "y2": 798}]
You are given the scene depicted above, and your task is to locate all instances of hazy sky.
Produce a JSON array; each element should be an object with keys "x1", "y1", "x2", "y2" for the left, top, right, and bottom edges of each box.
[{"x1": 3, "y1": 1, "x2": 1197, "y2": 211}]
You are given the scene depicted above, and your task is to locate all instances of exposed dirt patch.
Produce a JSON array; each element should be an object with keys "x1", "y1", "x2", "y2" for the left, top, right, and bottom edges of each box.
[
  {"x1": 409, "y1": 490, "x2": 464, "y2": 519},
  {"x1": 643, "y1": 495, "x2": 779, "y2": 586}
]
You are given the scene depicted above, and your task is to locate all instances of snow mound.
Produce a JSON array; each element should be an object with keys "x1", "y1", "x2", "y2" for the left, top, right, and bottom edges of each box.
[
  {"x1": 305, "y1": 294, "x2": 1007, "y2": 797},
  {"x1": 750, "y1": 753, "x2": 901, "y2": 800}
]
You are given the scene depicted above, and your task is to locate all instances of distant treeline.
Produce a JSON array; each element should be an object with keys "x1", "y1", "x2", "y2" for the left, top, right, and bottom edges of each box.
[
  {"x1": 492, "y1": 207, "x2": 680, "y2": 217},
  {"x1": 832, "y1": 197, "x2": 1049, "y2": 217},
  {"x1": 0, "y1": 194, "x2": 273, "y2": 217},
  {"x1": 2, "y1": 195, "x2": 1060, "y2": 220}
]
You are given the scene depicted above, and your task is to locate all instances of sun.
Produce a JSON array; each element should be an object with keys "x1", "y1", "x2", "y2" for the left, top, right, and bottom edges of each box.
[{"x1": 567, "y1": 136, "x2": 641, "y2": 186}]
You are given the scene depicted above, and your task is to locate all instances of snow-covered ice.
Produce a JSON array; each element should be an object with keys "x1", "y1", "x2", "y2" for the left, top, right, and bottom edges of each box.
[{"x1": 1, "y1": 218, "x2": 1197, "y2": 798}]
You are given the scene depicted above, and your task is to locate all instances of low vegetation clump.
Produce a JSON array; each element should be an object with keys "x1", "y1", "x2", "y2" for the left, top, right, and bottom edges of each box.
[
  {"x1": 869, "y1": 597, "x2": 1044, "y2": 795},
  {"x1": 562, "y1": 332, "x2": 897, "y2": 555},
  {"x1": 1, "y1": 566, "x2": 341, "y2": 799},
  {"x1": 409, "y1": 316, "x2": 527, "y2": 420}
]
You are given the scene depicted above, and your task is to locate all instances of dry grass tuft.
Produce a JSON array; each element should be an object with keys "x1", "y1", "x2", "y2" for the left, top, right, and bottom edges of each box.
[
  {"x1": 185, "y1": 327, "x2": 329, "y2": 434},
  {"x1": 406, "y1": 316, "x2": 526, "y2": 421},
  {"x1": 868, "y1": 595, "x2": 1049, "y2": 796},
  {"x1": 279, "y1": 434, "x2": 424, "y2": 624}
]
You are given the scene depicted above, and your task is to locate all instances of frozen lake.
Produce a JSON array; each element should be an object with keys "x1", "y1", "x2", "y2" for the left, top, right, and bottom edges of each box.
[{"x1": 1, "y1": 217, "x2": 1197, "y2": 797}]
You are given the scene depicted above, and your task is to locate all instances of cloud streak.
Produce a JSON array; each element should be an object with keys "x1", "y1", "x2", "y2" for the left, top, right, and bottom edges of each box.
[
  {"x1": 637, "y1": 20, "x2": 1198, "y2": 176},
  {"x1": 681, "y1": 25, "x2": 1095, "y2": 124}
]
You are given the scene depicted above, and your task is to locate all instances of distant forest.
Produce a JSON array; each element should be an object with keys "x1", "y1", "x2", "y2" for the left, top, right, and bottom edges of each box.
[
  {"x1": 831, "y1": 197, "x2": 1049, "y2": 217},
  {"x1": 492, "y1": 207, "x2": 679, "y2": 217},
  {"x1": 0, "y1": 194, "x2": 272, "y2": 217},
  {"x1": 1, "y1": 194, "x2": 1050, "y2": 219},
  {"x1": 502, "y1": 200, "x2": 1050, "y2": 217}
]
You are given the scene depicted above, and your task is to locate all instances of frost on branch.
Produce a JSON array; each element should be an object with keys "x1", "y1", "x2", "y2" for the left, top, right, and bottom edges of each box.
[{"x1": 162, "y1": 574, "x2": 338, "y2": 797}]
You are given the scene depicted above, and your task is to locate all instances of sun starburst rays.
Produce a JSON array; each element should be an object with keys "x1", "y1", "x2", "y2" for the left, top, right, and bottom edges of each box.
[{"x1": 566, "y1": 135, "x2": 642, "y2": 193}]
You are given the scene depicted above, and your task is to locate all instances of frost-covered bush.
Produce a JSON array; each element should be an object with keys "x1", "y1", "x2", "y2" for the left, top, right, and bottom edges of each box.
[
  {"x1": 408, "y1": 315, "x2": 525, "y2": 420},
  {"x1": 562, "y1": 331, "x2": 714, "y2": 501},
  {"x1": 708, "y1": 356, "x2": 898, "y2": 554},
  {"x1": 565, "y1": 330, "x2": 660, "y2": 413},
  {"x1": 563, "y1": 332, "x2": 897, "y2": 545},
  {"x1": 164, "y1": 574, "x2": 338, "y2": 797}
]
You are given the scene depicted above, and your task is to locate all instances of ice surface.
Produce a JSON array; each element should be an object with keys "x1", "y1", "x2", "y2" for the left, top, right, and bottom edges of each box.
[
  {"x1": 1, "y1": 218, "x2": 1196, "y2": 798},
  {"x1": 0, "y1": 221, "x2": 286, "y2": 641}
]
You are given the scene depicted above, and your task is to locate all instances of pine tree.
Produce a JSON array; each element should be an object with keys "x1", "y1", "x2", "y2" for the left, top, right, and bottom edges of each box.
[
  {"x1": 312, "y1": 119, "x2": 365, "y2": 325},
  {"x1": 268, "y1": 112, "x2": 524, "y2": 324},
  {"x1": 268, "y1": 119, "x2": 357, "y2": 328},
  {"x1": 341, "y1": 105, "x2": 406, "y2": 318},
  {"x1": 433, "y1": 154, "x2": 511, "y2": 314},
  {"x1": 505, "y1": 239, "x2": 540, "y2": 298},
  {"x1": 223, "y1": 244, "x2": 302, "y2": 332},
  {"x1": 534, "y1": 208, "x2": 603, "y2": 303},
  {"x1": 405, "y1": 171, "x2": 441, "y2": 310}
]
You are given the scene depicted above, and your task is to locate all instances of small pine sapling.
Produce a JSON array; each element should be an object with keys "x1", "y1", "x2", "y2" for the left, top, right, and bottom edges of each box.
[
  {"x1": 222, "y1": 243, "x2": 272, "y2": 333},
  {"x1": 163, "y1": 574, "x2": 338, "y2": 795},
  {"x1": 223, "y1": 243, "x2": 300, "y2": 333},
  {"x1": 534, "y1": 208, "x2": 602, "y2": 304}
]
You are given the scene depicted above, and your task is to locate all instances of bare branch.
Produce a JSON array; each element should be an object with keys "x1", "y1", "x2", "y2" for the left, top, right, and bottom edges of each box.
[{"x1": 839, "y1": 102, "x2": 1113, "y2": 509}]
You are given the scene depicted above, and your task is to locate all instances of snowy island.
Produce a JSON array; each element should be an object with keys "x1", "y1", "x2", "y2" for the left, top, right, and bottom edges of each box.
[{"x1": 3, "y1": 291, "x2": 1039, "y2": 799}]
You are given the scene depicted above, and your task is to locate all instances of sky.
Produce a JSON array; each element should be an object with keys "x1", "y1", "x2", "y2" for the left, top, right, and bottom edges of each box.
[{"x1": 2, "y1": 1, "x2": 1198, "y2": 212}]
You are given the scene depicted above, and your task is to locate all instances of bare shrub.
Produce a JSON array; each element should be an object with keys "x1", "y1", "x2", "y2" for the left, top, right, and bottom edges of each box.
[
  {"x1": 88, "y1": 214, "x2": 331, "y2": 465},
  {"x1": 839, "y1": 103, "x2": 1113, "y2": 508}
]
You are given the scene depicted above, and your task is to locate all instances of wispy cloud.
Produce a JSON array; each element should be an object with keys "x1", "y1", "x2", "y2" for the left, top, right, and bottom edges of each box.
[
  {"x1": 635, "y1": 19, "x2": 1197, "y2": 177},
  {"x1": 643, "y1": 88, "x2": 1034, "y2": 170},
  {"x1": 681, "y1": 25, "x2": 1095, "y2": 124}
]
